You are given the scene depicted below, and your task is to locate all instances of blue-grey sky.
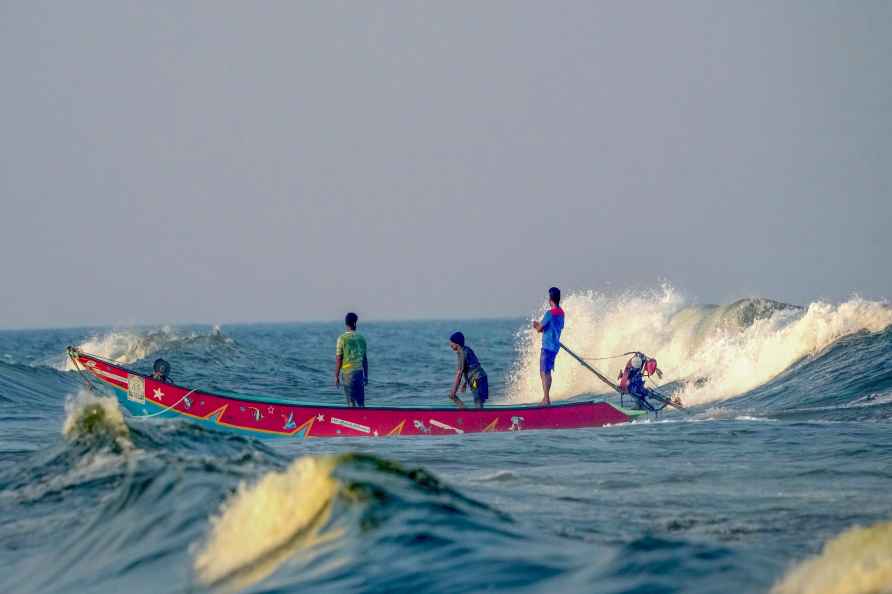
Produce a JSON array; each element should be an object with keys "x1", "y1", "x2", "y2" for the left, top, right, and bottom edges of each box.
[{"x1": 1, "y1": 2, "x2": 890, "y2": 329}]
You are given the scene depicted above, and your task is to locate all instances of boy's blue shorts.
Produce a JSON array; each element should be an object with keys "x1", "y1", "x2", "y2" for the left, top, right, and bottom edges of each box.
[
  {"x1": 540, "y1": 349, "x2": 558, "y2": 373},
  {"x1": 341, "y1": 370, "x2": 365, "y2": 407},
  {"x1": 470, "y1": 374, "x2": 488, "y2": 402}
]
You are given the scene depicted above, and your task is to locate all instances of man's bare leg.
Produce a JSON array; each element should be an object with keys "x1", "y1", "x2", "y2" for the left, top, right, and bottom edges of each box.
[{"x1": 539, "y1": 371, "x2": 552, "y2": 406}]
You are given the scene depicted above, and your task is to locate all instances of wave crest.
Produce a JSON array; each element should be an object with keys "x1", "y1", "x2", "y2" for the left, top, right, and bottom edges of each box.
[
  {"x1": 195, "y1": 455, "x2": 342, "y2": 592},
  {"x1": 194, "y1": 453, "x2": 495, "y2": 593},
  {"x1": 61, "y1": 325, "x2": 231, "y2": 370},
  {"x1": 62, "y1": 391, "x2": 132, "y2": 452},
  {"x1": 507, "y1": 286, "x2": 892, "y2": 406},
  {"x1": 772, "y1": 519, "x2": 892, "y2": 594}
]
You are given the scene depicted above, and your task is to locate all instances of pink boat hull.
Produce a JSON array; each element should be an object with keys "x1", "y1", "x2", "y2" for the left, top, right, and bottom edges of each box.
[{"x1": 71, "y1": 349, "x2": 644, "y2": 438}]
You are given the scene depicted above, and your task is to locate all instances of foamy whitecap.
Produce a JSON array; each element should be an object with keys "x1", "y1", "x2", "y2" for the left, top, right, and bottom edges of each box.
[
  {"x1": 62, "y1": 390, "x2": 133, "y2": 451},
  {"x1": 60, "y1": 328, "x2": 176, "y2": 370},
  {"x1": 61, "y1": 325, "x2": 230, "y2": 370},
  {"x1": 507, "y1": 286, "x2": 892, "y2": 406},
  {"x1": 194, "y1": 455, "x2": 343, "y2": 592},
  {"x1": 771, "y1": 519, "x2": 892, "y2": 594}
]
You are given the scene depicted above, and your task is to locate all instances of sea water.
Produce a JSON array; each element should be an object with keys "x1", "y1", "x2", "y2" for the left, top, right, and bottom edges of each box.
[{"x1": 2, "y1": 287, "x2": 892, "y2": 593}]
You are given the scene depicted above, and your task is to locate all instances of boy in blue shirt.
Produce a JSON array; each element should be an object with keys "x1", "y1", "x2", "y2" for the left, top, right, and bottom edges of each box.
[
  {"x1": 532, "y1": 287, "x2": 564, "y2": 405},
  {"x1": 447, "y1": 331, "x2": 489, "y2": 409}
]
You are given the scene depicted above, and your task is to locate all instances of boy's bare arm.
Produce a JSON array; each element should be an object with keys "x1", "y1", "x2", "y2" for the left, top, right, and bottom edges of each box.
[{"x1": 450, "y1": 350, "x2": 464, "y2": 399}]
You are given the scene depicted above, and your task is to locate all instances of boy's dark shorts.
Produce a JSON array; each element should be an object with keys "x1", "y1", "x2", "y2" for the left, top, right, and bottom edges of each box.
[
  {"x1": 342, "y1": 370, "x2": 365, "y2": 407},
  {"x1": 471, "y1": 374, "x2": 488, "y2": 406},
  {"x1": 540, "y1": 349, "x2": 558, "y2": 373}
]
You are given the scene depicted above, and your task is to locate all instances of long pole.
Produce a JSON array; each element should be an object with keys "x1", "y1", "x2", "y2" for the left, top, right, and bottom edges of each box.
[{"x1": 558, "y1": 342, "x2": 621, "y2": 393}]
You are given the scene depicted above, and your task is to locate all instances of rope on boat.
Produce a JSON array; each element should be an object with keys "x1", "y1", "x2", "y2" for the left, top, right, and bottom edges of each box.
[
  {"x1": 66, "y1": 347, "x2": 197, "y2": 420},
  {"x1": 66, "y1": 347, "x2": 97, "y2": 393},
  {"x1": 129, "y1": 389, "x2": 197, "y2": 420},
  {"x1": 558, "y1": 342, "x2": 622, "y2": 394},
  {"x1": 579, "y1": 353, "x2": 630, "y2": 362},
  {"x1": 133, "y1": 390, "x2": 196, "y2": 420}
]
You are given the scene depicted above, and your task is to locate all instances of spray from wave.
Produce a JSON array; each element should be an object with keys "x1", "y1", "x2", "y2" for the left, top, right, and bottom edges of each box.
[
  {"x1": 62, "y1": 390, "x2": 133, "y2": 452},
  {"x1": 771, "y1": 518, "x2": 892, "y2": 594},
  {"x1": 507, "y1": 285, "x2": 892, "y2": 406},
  {"x1": 59, "y1": 325, "x2": 230, "y2": 370}
]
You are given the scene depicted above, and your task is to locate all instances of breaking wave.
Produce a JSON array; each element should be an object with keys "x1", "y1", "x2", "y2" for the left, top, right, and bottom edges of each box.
[
  {"x1": 62, "y1": 391, "x2": 133, "y2": 452},
  {"x1": 507, "y1": 286, "x2": 892, "y2": 406},
  {"x1": 771, "y1": 518, "x2": 892, "y2": 594},
  {"x1": 60, "y1": 325, "x2": 231, "y2": 370}
]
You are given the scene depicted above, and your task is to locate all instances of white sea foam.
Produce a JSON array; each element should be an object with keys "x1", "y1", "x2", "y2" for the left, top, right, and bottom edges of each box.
[
  {"x1": 849, "y1": 390, "x2": 892, "y2": 407},
  {"x1": 0, "y1": 391, "x2": 138, "y2": 504},
  {"x1": 2, "y1": 402, "x2": 134, "y2": 504},
  {"x1": 62, "y1": 390, "x2": 133, "y2": 451},
  {"x1": 507, "y1": 286, "x2": 892, "y2": 406},
  {"x1": 477, "y1": 470, "x2": 519, "y2": 482},
  {"x1": 59, "y1": 327, "x2": 172, "y2": 370},
  {"x1": 60, "y1": 325, "x2": 229, "y2": 370}
]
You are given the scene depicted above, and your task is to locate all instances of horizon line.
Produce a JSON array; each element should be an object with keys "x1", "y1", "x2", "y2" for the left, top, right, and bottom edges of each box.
[{"x1": 0, "y1": 312, "x2": 534, "y2": 333}]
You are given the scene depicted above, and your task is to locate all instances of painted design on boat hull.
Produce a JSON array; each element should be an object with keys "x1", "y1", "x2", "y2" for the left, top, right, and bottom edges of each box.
[{"x1": 72, "y1": 349, "x2": 645, "y2": 439}]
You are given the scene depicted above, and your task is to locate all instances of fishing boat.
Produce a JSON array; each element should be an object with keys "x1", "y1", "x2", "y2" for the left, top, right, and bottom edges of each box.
[{"x1": 67, "y1": 347, "x2": 647, "y2": 439}]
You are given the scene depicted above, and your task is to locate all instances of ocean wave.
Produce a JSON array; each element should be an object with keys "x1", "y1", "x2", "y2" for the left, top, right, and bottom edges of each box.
[
  {"x1": 62, "y1": 390, "x2": 133, "y2": 452},
  {"x1": 477, "y1": 470, "x2": 519, "y2": 482},
  {"x1": 507, "y1": 285, "x2": 892, "y2": 407},
  {"x1": 0, "y1": 359, "x2": 79, "y2": 406},
  {"x1": 195, "y1": 454, "x2": 342, "y2": 592},
  {"x1": 0, "y1": 391, "x2": 138, "y2": 521},
  {"x1": 59, "y1": 325, "x2": 232, "y2": 371},
  {"x1": 194, "y1": 453, "x2": 515, "y2": 593},
  {"x1": 771, "y1": 518, "x2": 892, "y2": 594}
]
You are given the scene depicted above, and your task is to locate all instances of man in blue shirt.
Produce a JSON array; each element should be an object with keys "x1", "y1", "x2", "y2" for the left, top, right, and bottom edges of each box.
[{"x1": 532, "y1": 287, "x2": 564, "y2": 406}]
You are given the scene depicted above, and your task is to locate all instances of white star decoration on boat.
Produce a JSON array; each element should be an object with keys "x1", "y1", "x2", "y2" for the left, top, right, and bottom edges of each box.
[
  {"x1": 316, "y1": 414, "x2": 325, "y2": 422},
  {"x1": 152, "y1": 388, "x2": 164, "y2": 400}
]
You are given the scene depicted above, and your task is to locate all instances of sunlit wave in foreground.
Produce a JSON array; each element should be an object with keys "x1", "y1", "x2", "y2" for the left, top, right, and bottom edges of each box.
[
  {"x1": 772, "y1": 519, "x2": 892, "y2": 594},
  {"x1": 194, "y1": 455, "x2": 343, "y2": 593}
]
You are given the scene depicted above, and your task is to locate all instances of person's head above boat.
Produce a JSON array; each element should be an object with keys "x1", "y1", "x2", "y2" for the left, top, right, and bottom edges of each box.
[
  {"x1": 447, "y1": 331, "x2": 488, "y2": 409},
  {"x1": 449, "y1": 331, "x2": 465, "y2": 351},
  {"x1": 345, "y1": 312, "x2": 358, "y2": 331},
  {"x1": 152, "y1": 358, "x2": 171, "y2": 382}
]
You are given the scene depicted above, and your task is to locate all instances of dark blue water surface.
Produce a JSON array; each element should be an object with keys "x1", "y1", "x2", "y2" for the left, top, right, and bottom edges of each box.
[{"x1": 1, "y1": 313, "x2": 891, "y2": 594}]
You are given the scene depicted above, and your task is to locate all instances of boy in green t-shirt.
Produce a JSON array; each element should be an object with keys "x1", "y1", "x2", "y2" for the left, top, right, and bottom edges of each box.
[{"x1": 335, "y1": 312, "x2": 368, "y2": 407}]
